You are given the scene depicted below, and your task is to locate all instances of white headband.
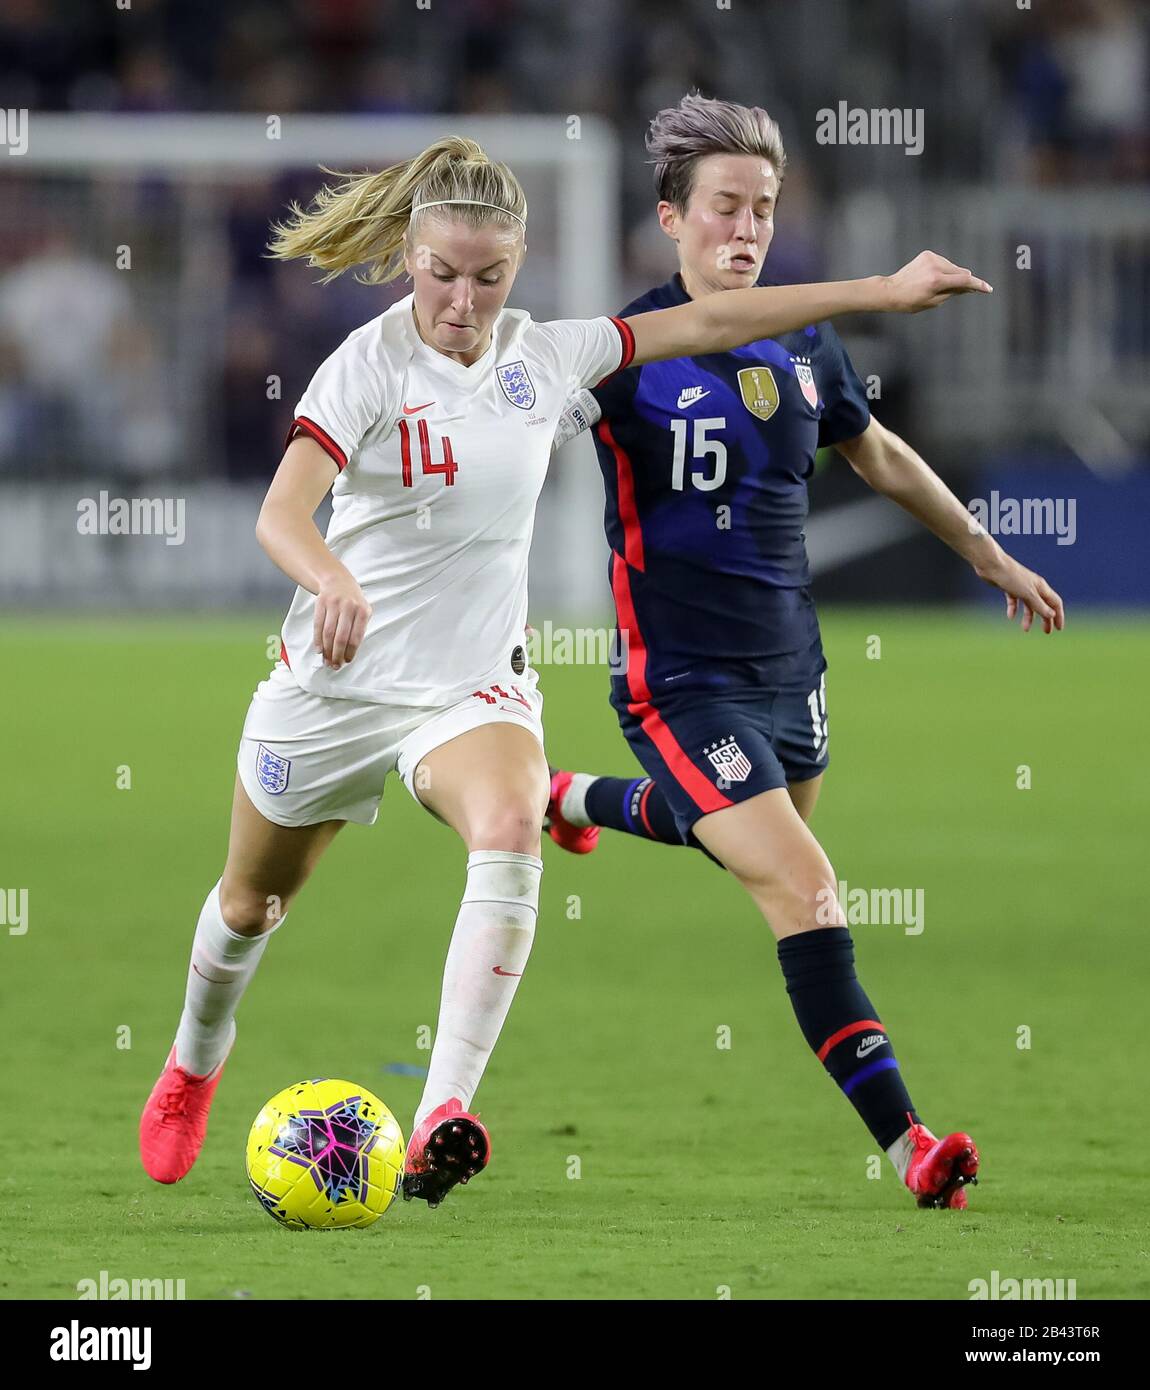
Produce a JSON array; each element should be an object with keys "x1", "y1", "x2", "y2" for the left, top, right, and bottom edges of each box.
[{"x1": 410, "y1": 198, "x2": 526, "y2": 230}]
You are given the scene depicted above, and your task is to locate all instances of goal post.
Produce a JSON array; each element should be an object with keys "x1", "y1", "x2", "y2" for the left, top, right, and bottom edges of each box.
[
  {"x1": 2, "y1": 113, "x2": 623, "y2": 614},
  {"x1": 19, "y1": 113, "x2": 620, "y2": 317}
]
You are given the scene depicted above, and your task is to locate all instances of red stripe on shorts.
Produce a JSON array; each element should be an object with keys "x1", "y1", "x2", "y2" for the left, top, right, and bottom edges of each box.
[{"x1": 610, "y1": 551, "x2": 731, "y2": 815}]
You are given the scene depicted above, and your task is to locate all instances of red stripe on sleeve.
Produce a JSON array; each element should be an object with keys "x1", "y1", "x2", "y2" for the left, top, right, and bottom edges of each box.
[
  {"x1": 611, "y1": 315, "x2": 637, "y2": 370},
  {"x1": 285, "y1": 416, "x2": 347, "y2": 471},
  {"x1": 593, "y1": 315, "x2": 637, "y2": 387}
]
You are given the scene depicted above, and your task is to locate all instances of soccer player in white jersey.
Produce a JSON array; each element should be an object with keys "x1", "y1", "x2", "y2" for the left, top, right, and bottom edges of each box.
[{"x1": 138, "y1": 135, "x2": 991, "y2": 1208}]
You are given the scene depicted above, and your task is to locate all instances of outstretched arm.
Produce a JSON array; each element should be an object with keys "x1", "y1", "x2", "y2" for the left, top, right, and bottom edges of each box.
[
  {"x1": 626, "y1": 251, "x2": 992, "y2": 367},
  {"x1": 835, "y1": 416, "x2": 1065, "y2": 635}
]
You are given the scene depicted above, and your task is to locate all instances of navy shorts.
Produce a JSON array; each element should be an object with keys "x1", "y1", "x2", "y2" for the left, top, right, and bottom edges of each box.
[{"x1": 614, "y1": 674, "x2": 829, "y2": 844}]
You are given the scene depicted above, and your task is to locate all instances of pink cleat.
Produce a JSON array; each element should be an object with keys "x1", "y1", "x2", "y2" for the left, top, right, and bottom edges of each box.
[
  {"x1": 545, "y1": 769, "x2": 599, "y2": 855},
  {"x1": 402, "y1": 1098, "x2": 490, "y2": 1208},
  {"x1": 139, "y1": 1040, "x2": 231, "y2": 1184},
  {"x1": 905, "y1": 1122, "x2": 980, "y2": 1209}
]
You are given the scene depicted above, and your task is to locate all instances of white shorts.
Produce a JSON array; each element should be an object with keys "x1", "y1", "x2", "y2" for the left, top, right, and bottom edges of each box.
[{"x1": 237, "y1": 662, "x2": 546, "y2": 828}]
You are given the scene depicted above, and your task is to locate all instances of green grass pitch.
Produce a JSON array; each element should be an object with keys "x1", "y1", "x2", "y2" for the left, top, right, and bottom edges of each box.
[{"x1": 2, "y1": 609, "x2": 1148, "y2": 1300}]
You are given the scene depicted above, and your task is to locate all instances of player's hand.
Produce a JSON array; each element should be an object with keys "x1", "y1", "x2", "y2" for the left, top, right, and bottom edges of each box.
[
  {"x1": 314, "y1": 574, "x2": 372, "y2": 670},
  {"x1": 883, "y1": 251, "x2": 992, "y2": 313},
  {"x1": 975, "y1": 552, "x2": 1065, "y2": 634}
]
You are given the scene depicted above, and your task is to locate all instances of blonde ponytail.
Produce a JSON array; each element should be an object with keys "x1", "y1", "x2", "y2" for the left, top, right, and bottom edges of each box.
[{"x1": 268, "y1": 136, "x2": 527, "y2": 285}]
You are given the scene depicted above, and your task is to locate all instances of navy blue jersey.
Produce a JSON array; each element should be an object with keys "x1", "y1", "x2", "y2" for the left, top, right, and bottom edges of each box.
[{"x1": 592, "y1": 271, "x2": 870, "y2": 702}]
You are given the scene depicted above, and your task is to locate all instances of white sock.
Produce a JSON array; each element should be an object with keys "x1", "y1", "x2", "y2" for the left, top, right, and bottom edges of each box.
[
  {"x1": 886, "y1": 1123, "x2": 931, "y2": 1182},
  {"x1": 173, "y1": 879, "x2": 284, "y2": 1076},
  {"x1": 558, "y1": 772, "x2": 596, "y2": 827},
  {"x1": 414, "y1": 850, "x2": 542, "y2": 1130}
]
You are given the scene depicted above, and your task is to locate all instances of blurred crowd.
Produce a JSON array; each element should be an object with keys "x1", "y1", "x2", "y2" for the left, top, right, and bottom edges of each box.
[
  {"x1": 4, "y1": 0, "x2": 1145, "y2": 181},
  {"x1": 1, "y1": 0, "x2": 1147, "y2": 480}
]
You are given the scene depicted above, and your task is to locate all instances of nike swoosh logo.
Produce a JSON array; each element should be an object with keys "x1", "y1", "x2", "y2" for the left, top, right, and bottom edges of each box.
[
  {"x1": 677, "y1": 390, "x2": 710, "y2": 408},
  {"x1": 856, "y1": 1039, "x2": 887, "y2": 1058},
  {"x1": 492, "y1": 966, "x2": 522, "y2": 977},
  {"x1": 402, "y1": 401, "x2": 436, "y2": 415}
]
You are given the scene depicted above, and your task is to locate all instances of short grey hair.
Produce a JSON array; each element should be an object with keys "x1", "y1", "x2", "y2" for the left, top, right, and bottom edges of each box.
[{"x1": 646, "y1": 91, "x2": 787, "y2": 213}]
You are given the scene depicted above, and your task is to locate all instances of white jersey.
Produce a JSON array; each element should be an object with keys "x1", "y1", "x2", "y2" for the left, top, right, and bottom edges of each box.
[{"x1": 278, "y1": 291, "x2": 635, "y2": 706}]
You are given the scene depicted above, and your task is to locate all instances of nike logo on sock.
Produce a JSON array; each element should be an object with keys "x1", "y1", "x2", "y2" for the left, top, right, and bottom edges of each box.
[
  {"x1": 856, "y1": 1034, "x2": 888, "y2": 1058},
  {"x1": 492, "y1": 966, "x2": 523, "y2": 977}
]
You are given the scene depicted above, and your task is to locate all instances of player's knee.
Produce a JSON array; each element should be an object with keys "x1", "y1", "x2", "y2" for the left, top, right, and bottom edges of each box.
[
  {"x1": 739, "y1": 849, "x2": 842, "y2": 930},
  {"x1": 807, "y1": 867, "x2": 845, "y2": 928},
  {"x1": 464, "y1": 801, "x2": 543, "y2": 855},
  {"x1": 218, "y1": 885, "x2": 288, "y2": 936},
  {"x1": 786, "y1": 879, "x2": 842, "y2": 929}
]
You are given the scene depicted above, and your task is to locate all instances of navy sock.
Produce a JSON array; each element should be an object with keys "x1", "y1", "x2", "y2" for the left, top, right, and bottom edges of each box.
[
  {"x1": 584, "y1": 776, "x2": 683, "y2": 845},
  {"x1": 777, "y1": 926, "x2": 920, "y2": 1150}
]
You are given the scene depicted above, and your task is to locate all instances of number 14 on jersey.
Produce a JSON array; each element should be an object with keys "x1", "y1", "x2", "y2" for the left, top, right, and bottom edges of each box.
[{"x1": 399, "y1": 416, "x2": 459, "y2": 487}]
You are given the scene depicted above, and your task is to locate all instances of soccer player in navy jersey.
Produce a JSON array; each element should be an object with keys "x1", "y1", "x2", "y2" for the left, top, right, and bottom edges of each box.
[{"x1": 546, "y1": 93, "x2": 1064, "y2": 1208}]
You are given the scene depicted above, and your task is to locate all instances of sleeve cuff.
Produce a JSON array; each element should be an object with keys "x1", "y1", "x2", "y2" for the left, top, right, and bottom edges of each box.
[
  {"x1": 593, "y1": 315, "x2": 637, "y2": 388},
  {"x1": 285, "y1": 415, "x2": 348, "y2": 471}
]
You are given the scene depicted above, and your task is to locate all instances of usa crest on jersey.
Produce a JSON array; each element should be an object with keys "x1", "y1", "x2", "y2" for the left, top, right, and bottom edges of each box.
[
  {"x1": 497, "y1": 360, "x2": 536, "y2": 410},
  {"x1": 256, "y1": 743, "x2": 291, "y2": 795},
  {"x1": 791, "y1": 356, "x2": 819, "y2": 410},
  {"x1": 705, "y1": 736, "x2": 753, "y2": 783}
]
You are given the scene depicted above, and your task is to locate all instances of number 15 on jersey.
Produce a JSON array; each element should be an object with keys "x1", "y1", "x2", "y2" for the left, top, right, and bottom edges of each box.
[{"x1": 670, "y1": 417, "x2": 727, "y2": 492}]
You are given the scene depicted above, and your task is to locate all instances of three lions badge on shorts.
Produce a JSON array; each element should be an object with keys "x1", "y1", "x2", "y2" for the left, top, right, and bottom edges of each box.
[{"x1": 256, "y1": 743, "x2": 291, "y2": 796}]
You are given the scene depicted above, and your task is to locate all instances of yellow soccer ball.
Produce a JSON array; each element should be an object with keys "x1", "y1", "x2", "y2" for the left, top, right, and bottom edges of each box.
[{"x1": 246, "y1": 1079, "x2": 405, "y2": 1230}]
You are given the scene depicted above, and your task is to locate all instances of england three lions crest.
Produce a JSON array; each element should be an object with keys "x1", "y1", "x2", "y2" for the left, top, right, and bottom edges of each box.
[
  {"x1": 256, "y1": 743, "x2": 291, "y2": 795},
  {"x1": 497, "y1": 360, "x2": 536, "y2": 410},
  {"x1": 705, "y1": 737, "x2": 752, "y2": 784},
  {"x1": 791, "y1": 356, "x2": 819, "y2": 410}
]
